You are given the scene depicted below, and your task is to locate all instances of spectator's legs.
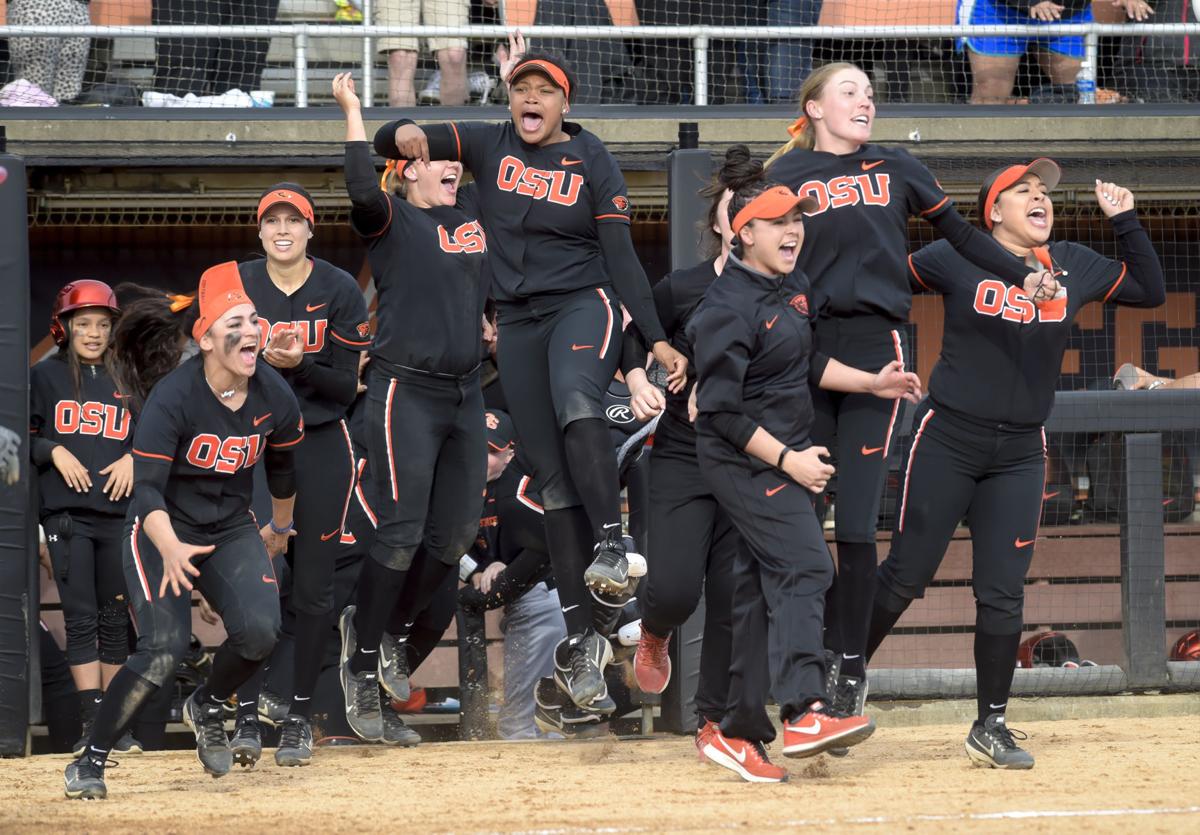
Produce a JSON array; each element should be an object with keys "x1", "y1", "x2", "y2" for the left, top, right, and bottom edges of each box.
[
  {"x1": 967, "y1": 52, "x2": 1020, "y2": 103},
  {"x1": 379, "y1": 0, "x2": 420, "y2": 106},
  {"x1": 8, "y1": 0, "x2": 90, "y2": 102},
  {"x1": 387, "y1": 51, "x2": 420, "y2": 106},
  {"x1": 498, "y1": 584, "x2": 567, "y2": 739},
  {"x1": 426, "y1": 0, "x2": 468, "y2": 105},
  {"x1": 213, "y1": 0, "x2": 282, "y2": 94},
  {"x1": 765, "y1": 0, "x2": 823, "y2": 103},
  {"x1": 153, "y1": 0, "x2": 219, "y2": 96},
  {"x1": 436, "y1": 48, "x2": 468, "y2": 106},
  {"x1": 1038, "y1": 50, "x2": 1082, "y2": 86}
]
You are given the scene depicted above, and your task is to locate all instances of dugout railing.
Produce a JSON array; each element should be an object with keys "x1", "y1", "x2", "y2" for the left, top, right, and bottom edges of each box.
[{"x1": 3, "y1": 22, "x2": 1200, "y2": 106}]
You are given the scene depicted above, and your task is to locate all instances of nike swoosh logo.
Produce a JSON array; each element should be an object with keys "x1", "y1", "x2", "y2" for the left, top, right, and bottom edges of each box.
[
  {"x1": 262, "y1": 574, "x2": 276, "y2": 584},
  {"x1": 719, "y1": 737, "x2": 747, "y2": 764},
  {"x1": 1014, "y1": 538, "x2": 1036, "y2": 548},
  {"x1": 765, "y1": 484, "x2": 786, "y2": 497},
  {"x1": 561, "y1": 157, "x2": 583, "y2": 166},
  {"x1": 791, "y1": 718, "x2": 822, "y2": 735},
  {"x1": 253, "y1": 413, "x2": 272, "y2": 427},
  {"x1": 1043, "y1": 490, "x2": 1060, "y2": 500},
  {"x1": 380, "y1": 652, "x2": 393, "y2": 669},
  {"x1": 306, "y1": 303, "x2": 327, "y2": 312},
  {"x1": 861, "y1": 445, "x2": 884, "y2": 456},
  {"x1": 764, "y1": 315, "x2": 779, "y2": 329},
  {"x1": 562, "y1": 604, "x2": 579, "y2": 613},
  {"x1": 320, "y1": 530, "x2": 339, "y2": 541},
  {"x1": 861, "y1": 160, "x2": 885, "y2": 171},
  {"x1": 571, "y1": 344, "x2": 594, "y2": 351}
]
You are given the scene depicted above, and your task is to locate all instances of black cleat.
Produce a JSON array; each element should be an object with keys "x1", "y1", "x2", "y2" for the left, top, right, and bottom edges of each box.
[
  {"x1": 64, "y1": 753, "x2": 107, "y2": 800},
  {"x1": 112, "y1": 730, "x2": 143, "y2": 755},
  {"x1": 827, "y1": 673, "x2": 870, "y2": 757},
  {"x1": 338, "y1": 604, "x2": 384, "y2": 741},
  {"x1": 183, "y1": 692, "x2": 232, "y2": 777},
  {"x1": 256, "y1": 688, "x2": 290, "y2": 727},
  {"x1": 584, "y1": 527, "x2": 629, "y2": 593},
  {"x1": 966, "y1": 714, "x2": 1035, "y2": 769},
  {"x1": 534, "y1": 678, "x2": 610, "y2": 737},
  {"x1": 381, "y1": 702, "x2": 422, "y2": 747},
  {"x1": 379, "y1": 631, "x2": 411, "y2": 702},
  {"x1": 275, "y1": 715, "x2": 314, "y2": 767},
  {"x1": 230, "y1": 715, "x2": 262, "y2": 768},
  {"x1": 552, "y1": 631, "x2": 614, "y2": 711}
]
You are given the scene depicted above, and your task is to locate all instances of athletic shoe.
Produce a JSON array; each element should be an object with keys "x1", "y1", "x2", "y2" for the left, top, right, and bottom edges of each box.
[
  {"x1": 553, "y1": 631, "x2": 613, "y2": 710},
  {"x1": 381, "y1": 702, "x2": 422, "y2": 747},
  {"x1": 71, "y1": 715, "x2": 96, "y2": 759},
  {"x1": 182, "y1": 692, "x2": 232, "y2": 777},
  {"x1": 256, "y1": 687, "x2": 290, "y2": 727},
  {"x1": 275, "y1": 715, "x2": 314, "y2": 767},
  {"x1": 617, "y1": 618, "x2": 642, "y2": 648},
  {"x1": 533, "y1": 678, "x2": 610, "y2": 737},
  {"x1": 1112, "y1": 362, "x2": 1140, "y2": 390},
  {"x1": 391, "y1": 686, "x2": 427, "y2": 714},
  {"x1": 823, "y1": 650, "x2": 841, "y2": 701},
  {"x1": 379, "y1": 631, "x2": 411, "y2": 702},
  {"x1": 695, "y1": 718, "x2": 719, "y2": 760},
  {"x1": 625, "y1": 550, "x2": 647, "y2": 578},
  {"x1": 112, "y1": 730, "x2": 143, "y2": 755},
  {"x1": 633, "y1": 628, "x2": 672, "y2": 694},
  {"x1": 339, "y1": 604, "x2": 384, "y2": 741},
  {"x1": 781, "y1": 700, "x2": 875, "y2": 759},
  {"x1": 965, "y1": 713, "x2": 1035, "y2": 770},
  {"x1": 230, "y1": 715, "x2": 262, "y2": 768},
  {"x1": 584, "y1": 527, "x2": 629, "y2": 593},
  {"x1": 827, "y1": 674, "x2": 870, "y2": 757},
  {"x1": 702, "y1": 726, "x2": 788, "y2": 783},
  {"x1": 64, "y1": 753, "x2": 107, "y2": 800},
  {"x1": 418, "y1": 70, "x2": 498, "y2": 105}
]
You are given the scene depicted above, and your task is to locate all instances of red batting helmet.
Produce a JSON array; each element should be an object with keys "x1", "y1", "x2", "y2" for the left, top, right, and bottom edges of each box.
[
  {"x1": 50, "y1": 280, "x2": 120, "y2": 346},
  {"x1": 1171, "y1": 630, "x2": 1200, "y2": 661},
  {"x1": 1017, "y1": 631, "x2": 1085, "y2": 668}
]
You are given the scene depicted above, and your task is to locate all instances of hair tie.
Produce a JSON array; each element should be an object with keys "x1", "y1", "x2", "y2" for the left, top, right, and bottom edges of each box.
[
  {"x1": 786, "y1": 116, "x2": 810, "y2": 138},
  {"x1": 380, "y1": 159, "x2": 410, "y2": 192},
  {"x1": 166, "y1": 293, "x2": 195, "y2": 313}
]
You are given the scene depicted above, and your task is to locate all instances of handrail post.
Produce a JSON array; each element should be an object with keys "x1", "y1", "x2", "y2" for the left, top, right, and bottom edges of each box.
[
  {"x1": 692, "y1": 34, "x2": 708, "y2": 106},
  {"x1": 294, "y1": 28, "x2": 309, "y2": 107},
  {"x1": 361, "y1": 1, "x2": 374, "y2": 107},
  {"x1": 1120, "y1": 433, "x2": 1169, "y2": 689}
]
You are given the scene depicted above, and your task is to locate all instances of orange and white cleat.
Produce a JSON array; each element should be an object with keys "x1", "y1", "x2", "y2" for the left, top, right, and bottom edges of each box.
[
  {"x1": 702, "y1": 726, "x2": 788, "y2": 783},
  {"x1": 633, "y1": 629, "x2": 672, "y2": 694},
  {"x1": 781, "y1": 700, "x2": 875, "y2": 758},
  {"x1": 694, "y1": 718, "x2": 719, "y2": 760}
]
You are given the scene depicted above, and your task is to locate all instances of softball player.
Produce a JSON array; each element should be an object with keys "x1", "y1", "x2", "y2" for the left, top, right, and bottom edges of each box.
[
  {"x1": 689, "y1": 180, "x2": 921, "y2": 783},
  {"x1": 372, "y1": 41, "x2": 685, "y2": 711},
  {"x1": 64, "y1": 262, "x2": 302, "y2": 799},
  {"x1": 765, "y1": 62, "x2": 1049, "y2": 714},
  {"x1": 865, "y1": 162, "x2": 1164, "y2": 769},
  {"x1": 333, "y1": 73, "x2": 490, "y2": 741},
  {"x1": 624, "y1": 145, "x2": 760, "y2": 752},
  {"x1": 238, "y1": 183, "x2": 369, "y2": 766},
  {"x1": 31, "y1": 280, "x2": 139, "y2": 757}
]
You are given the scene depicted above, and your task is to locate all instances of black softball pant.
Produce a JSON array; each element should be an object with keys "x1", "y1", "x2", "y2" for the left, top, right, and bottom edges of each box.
[
  {"x1": 366, "y1": 365, "x2": 487, "y2": 571},
  {"x1": 876, "y1": 400, "x2": 1046, "y2": 636},
  {"x1": 43, "y1": 511, "x2": 130, "y2": 667},
  {"x1": 290, "y1": 419, "x2": 356, "y2": 615},
  {"x1": 641, "y1": 435, "x2": 738, "y2": 725},
  {"x1": 124, "y1": 514, "x2": 281, "y2": 689},
  {"x1": 700, "y1": 443, "x2": 834, "y2": 744}
]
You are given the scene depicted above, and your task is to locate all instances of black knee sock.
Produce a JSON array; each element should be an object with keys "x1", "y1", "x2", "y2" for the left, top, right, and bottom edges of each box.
[
  {"x1": 823, "y1": 579, "x2": 842, "y2": 655},
  {"x1": 865, "y1": 591, "x2": 911, "y2": 663},
  {"x1": 236, "y1": 664, "x2": 265, "y2": 720},
  {"x1": 351, "y1": 557, "x2": 407, "y2": 674},
  {"x1": 835, "y1": 542, "x2": 877, "y2": 678},
  {"x1": 391, "y1": 554, "x2": 453, "y2": 630},
  {"x1": 85, "y1": 668, "x2": 157, "y2": 757},
  {"x1": 202, "y1": 645, "x2": 264, "y2": 703},
  {"x1": 562, "y1": 418, "x2": 623, "y2": 541},
  {"x1": 405, "y1": 623, "x2": 443, "y2": 674},
  {"x1": 974, "y1": 630, "x2": 1022, "y2": 723},
  {"x1": 290, "y1": 612, "x2": 331, "y2": 718},
  {"x1": 78, "y1": 688, "x2": 102, "y2": 725},
  {"x1": 544, "y1": 507, "x2": 595, "y2": 636}
]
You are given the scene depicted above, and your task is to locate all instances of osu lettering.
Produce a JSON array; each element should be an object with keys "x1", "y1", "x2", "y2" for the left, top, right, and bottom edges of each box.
[
  {"x1": 496, "y1": 155, "x2": 583, "y2": 207},
  {"x1": 438, "y1": 220, "x2": 488, "y2": 255},
  {"x1": 53, "y1": 400, "x2": 130, "y2": 441},
  {"x1": 185, "y1": 433, "x2": 264, "y2": 474},
  {"x1": 257, "y1": 318, "x2": 328, "y2": 354},
  {"x1": 972, "y1": 279, "x2": 1067, "y2": 324},
  {"x1": 795, "y1": 174, "x2": 891, "y2": 216}
]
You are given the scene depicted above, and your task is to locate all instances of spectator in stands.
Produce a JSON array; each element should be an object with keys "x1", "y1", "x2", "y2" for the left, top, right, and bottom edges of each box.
[
  {"x1": 377, "y1": 0, "x2": 469, "y2": 106},
  {"x1": 1113, "y1": 362, "x2": 1200, "y2": 390},
  {"x1": 1112, "y1": 0, "x2": 1200, "y2": 102},
  {"x1": 763, "y1": 0, "x2": 825, "y2": 103},
  {"x1": 151, "y1": 0, "x2": 280, "y2": 98},
  {"x1": 3, "y1": 0, "x2": 91, "y2": 105}
]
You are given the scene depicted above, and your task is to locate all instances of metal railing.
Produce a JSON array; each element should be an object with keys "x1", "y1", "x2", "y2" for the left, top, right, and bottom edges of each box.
[{"x1": 3, "y1": 23, "x2": 1200, "y2": 106}]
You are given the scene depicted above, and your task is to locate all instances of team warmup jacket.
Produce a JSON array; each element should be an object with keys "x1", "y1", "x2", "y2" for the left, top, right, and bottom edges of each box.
[
  {"x1": 30, "y1": 357, "x2": 133, "y2": 519},
  {"x1": 768, "y1": 143, "x2": 1033, "y2": 321},
  {"x1": 909, "y1": 209, "x2": 1165, "y2": 425},
  {"x1": 239, "y1": 257, "x2": 370, "y2": 427}
]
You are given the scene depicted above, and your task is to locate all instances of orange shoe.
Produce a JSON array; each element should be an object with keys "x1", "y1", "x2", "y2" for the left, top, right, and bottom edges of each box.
[
  {"x1": 781, "y1": 700, "x2": 875, "y2": 759},
  {"x1": 702, "y1": 726, "x2": 788, "y2": 783},
  {"x1": 390, "y1": 687, "x2": 427, "y2": 714},
  {"x1": 633, "y1": 629, "x2": 671, "y2": 694},
  {"x1": 694, "y1": 718, "x2": 719, "y2": 760}
]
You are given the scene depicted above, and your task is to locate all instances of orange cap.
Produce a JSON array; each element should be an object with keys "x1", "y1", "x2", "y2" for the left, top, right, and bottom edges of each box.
[
  {"x1": 977, "y1": 159, "x2": 1061, "y2": 230},
  {"x1": 509, "y1": 58, "x2": 571, "y2": 101},
  {"x1": 731, "y1": 186, "x2": 818, "y2": 234},
  {"x1": 192, "y1": 261, "x2": 253, "y2": 342},
  {"x1": 256, "y1": 188, "x2": 315, "y2": 226}
]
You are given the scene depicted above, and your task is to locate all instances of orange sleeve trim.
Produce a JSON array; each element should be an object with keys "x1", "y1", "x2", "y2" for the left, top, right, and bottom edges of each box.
[
  {"x1": 268, "y1": 433, "x2": 305, "y2": 449},
  {"x1": 907, "y1": 254, "x2": 932, "y2": 292},
  {"x1": 330, "y1": 331, "x2": 372, "y2": 348},
  {"x1": 919, "y1": 195, "x2": 950, "y2": 217},
  {"x1": 1102, "y1": 263, "x2": 1128, "y2": 303},
  {"x1": 133, "y1": 449, "x2": 174, "y2": 462},
  {"x1": 449, "y1": 122, "x2": 462, "y2": 161},
  {"x1": 594, "y1": 213, "x2": 631, "y2": 222}
]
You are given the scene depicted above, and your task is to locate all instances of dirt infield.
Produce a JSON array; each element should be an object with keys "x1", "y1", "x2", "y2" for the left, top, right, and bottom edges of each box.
[{"x1": 3, "y1": 716, "x2": 1198, "y2": 834}]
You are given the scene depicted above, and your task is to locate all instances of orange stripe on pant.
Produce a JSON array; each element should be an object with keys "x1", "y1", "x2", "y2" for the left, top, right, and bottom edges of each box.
[
  {"x1": 882, "y1": 329, "x2": 904, "y2": 458},
  {"x1": 129, "y1": 517, "x2": 153, "y2": 602},
  {"x1": 596, "y1": 288, "x2": 614, "y2": 360},
  {"x1": 898, "y1": 409, "x2": 935, "y2": 533}
]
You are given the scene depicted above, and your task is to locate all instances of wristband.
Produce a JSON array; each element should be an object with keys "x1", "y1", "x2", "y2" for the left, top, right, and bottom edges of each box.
[
  {"x1": 269, "y1": 519, "x2": 293, "y2": 535},
  {"x1": 776, "y1": 448, "x2": 791, "y2": 470},
  {"x1": 1147, "y1": 380, "x2": 1166, "y2": 391}
]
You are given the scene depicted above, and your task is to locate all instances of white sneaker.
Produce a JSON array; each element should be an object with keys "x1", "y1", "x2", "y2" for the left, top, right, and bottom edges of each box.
[
  {"x1": 617, "y1": 619, "x2": 642, "y2": 648},
  {"x1": 418, "y1": 70, "x2": 441, "y2": 104}
]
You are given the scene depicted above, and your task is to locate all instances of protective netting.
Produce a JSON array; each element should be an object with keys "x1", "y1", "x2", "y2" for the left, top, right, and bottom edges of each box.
[{"x1": 2, "y1": 1, "x2": 1199, "y2": 107}]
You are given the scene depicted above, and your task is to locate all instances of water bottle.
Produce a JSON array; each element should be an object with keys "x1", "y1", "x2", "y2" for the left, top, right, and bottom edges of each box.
[{"x1": 1076, "y1": 60, "x2": 1096, "y2": 105}]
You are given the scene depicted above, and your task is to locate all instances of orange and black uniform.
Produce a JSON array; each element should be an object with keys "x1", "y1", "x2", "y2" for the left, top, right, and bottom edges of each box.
[
  {"x1": 343, "y1": 140, "x2": 490, "y2": 674},
  {"x1": 867, "y1": 209, "x2": 1164, "y2": 719},
  {"x1": 689, "y1": 253, "x2": 832, "y2": 745},
  {"x1": 83, "y1": 355, "x2": 302, "y2": 754},
  {"x1": 375, "y1": 118, "x2": 668, "y2": 637},
  {"x1": 768, "y1": 143, "x2": 1034, "y2": 675},
  {"x1": 30, "y1": 356, "x2": 133, "y2": 669},
  {"x1": 240, "y1": 257, "x2": 367, "y2": 717}
]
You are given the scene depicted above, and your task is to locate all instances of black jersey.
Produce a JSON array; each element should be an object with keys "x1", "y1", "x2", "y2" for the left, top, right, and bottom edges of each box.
[
  {"x1": 131, "y1": 355, "x2": 304, "y2": 529},
  {"x1": 689, "y1": 254, "x2": 830, "y2": 469},
  {"x1": 768, "y1": 143, "x2": 949, "y2": 322},
  {"x1": 239, "y1": 257, "x2": 370, "y2": 427},
  {"x1": 909, "y1": 210, "x2": 1165, "y2": 425},
  {"x1": 30, "y1": 356, "x2": 133, "y2": 518},
  {"x1": 378, "y1": 119, "x2": 631, "y2": 304}
]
